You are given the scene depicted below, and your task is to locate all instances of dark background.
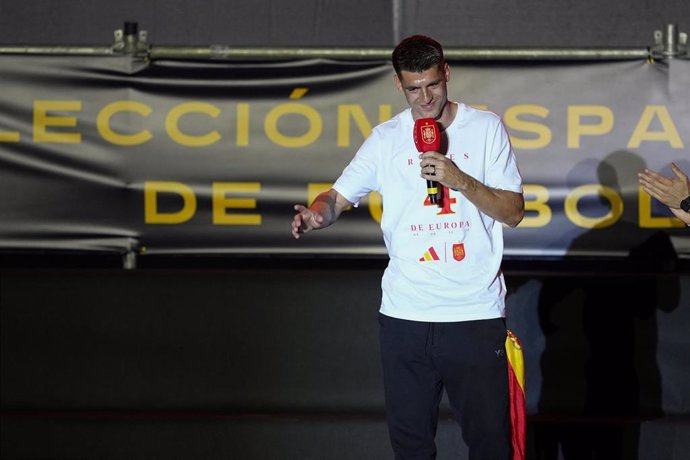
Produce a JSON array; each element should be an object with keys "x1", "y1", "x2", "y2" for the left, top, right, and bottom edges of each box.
[
  {"x1": 1, "y1": 2, "x2": 689, "y2": 459},
  {"x1": 0, "y1": 0, "x2": 687, "y2": 48}
]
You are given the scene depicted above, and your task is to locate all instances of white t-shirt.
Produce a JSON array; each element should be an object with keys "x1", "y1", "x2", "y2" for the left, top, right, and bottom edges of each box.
[{"x1": 333, "y1": 103, "x2": 523, "y2": 322}]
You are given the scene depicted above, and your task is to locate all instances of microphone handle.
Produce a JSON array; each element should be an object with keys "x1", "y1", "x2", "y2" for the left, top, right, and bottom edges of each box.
[{"x1": 426, "y1": 179, "x2": 438, "y2": 204}]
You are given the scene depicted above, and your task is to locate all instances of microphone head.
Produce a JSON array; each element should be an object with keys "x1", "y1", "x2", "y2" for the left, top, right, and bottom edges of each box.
[{"x1": 413, "y1": 118, "x2": 441, "y2": 152}]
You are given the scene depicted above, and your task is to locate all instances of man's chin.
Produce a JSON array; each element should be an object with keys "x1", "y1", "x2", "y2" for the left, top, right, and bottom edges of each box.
[{"x1": 415, "y1": 108, "x2": 439, "y2": 119}]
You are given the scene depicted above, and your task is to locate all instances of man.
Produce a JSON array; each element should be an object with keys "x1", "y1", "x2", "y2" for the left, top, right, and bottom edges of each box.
[
  {"x1": 639, "y1": 162, "x2": 690, "y2": 225},
  {"x1": 291, "y1": 35, "x2": 524, "y2": 459}
]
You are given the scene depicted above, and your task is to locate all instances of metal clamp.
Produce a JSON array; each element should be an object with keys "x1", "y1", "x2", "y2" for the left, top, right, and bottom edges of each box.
[
  {"x1": 112, "y1": 21, "x2": 149, "y2": 56},
  {"x1": 651, "y1": 24, "x2": 688, "y2": 59}
]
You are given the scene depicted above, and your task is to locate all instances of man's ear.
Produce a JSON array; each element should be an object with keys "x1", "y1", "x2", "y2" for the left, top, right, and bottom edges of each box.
[
  {"x1": 443, "y1": 62, "x2": 450, "y2": 82},
  {"x1": 393, "y1": 73, "x2": 403, "y2": 92}
]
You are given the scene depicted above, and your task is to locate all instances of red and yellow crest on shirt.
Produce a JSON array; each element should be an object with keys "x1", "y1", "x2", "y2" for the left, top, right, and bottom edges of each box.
[{"x1": 452, "y1": 243, "x2": 465, "y2": 261}]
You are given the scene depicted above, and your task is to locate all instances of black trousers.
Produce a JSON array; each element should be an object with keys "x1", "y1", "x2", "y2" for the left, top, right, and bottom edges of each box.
[{"x1": 378, "y1": 313, "x2": 511, "y2": 460}]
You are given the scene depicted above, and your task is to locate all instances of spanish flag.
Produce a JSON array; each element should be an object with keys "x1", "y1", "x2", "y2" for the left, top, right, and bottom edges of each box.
[{"x1": 506, "y1": 330, "x2": 526, "y2": 460}]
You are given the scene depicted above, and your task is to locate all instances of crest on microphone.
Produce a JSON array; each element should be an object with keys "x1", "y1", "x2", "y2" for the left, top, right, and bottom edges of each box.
[{"x1": 421, "y1": 124, "x2": 437, "y2": 145}]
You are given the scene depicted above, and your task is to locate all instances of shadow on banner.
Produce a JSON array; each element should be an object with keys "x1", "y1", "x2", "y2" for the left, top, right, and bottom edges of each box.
[{"x1": 532, "y1": 150, "x2": 681, "y2": 459}]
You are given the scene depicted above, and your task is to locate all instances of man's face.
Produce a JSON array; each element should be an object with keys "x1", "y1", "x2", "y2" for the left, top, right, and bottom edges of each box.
[{"x1": 394, "y1": 62, "x2": 450, "y2": 121}]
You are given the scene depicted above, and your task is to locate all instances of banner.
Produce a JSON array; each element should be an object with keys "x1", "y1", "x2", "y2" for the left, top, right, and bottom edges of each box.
[{"x1": 0, "y1": 56, "x2": 688, "y2": 258}]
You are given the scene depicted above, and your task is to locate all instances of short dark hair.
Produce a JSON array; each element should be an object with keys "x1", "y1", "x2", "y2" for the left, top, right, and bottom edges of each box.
[{"x1": 392, "y1": 35, "x2": 445, "y2": 76}]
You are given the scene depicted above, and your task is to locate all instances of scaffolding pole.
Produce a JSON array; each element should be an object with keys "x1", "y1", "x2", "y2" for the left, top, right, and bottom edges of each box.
[{"x1": 0, "y1": 22, "x2": 687, "y2": 61}]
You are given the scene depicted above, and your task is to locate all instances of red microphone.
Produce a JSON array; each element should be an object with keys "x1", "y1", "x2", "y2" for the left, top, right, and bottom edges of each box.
[{"x1": 413, "y1": 118, "x2": 441, "y2": 204}]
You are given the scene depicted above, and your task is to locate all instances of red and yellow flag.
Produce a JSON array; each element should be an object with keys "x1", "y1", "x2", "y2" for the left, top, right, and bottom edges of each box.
[{"x1": 506, "y1": 330, "x2": 526, "y2": 460}]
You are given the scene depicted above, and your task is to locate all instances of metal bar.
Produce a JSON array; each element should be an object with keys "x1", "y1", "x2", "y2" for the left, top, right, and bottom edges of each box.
[
  {"x1": 152, "y1": 46, "x2": 653, "y2": 61},
  {"x1": 0, "y1": 45, "x2": 653, "y2": 61},
  {"x1": 0, "y1": 46, "x2": 116, "y2": 55},
  {"x1": 0, "y1": 22, "x2": 686, "y2": 61}
]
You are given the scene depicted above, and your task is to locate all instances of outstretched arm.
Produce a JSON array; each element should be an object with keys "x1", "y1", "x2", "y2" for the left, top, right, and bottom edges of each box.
[{"x1": 291, "y1": 188, "x2": 353, "y2": 239}]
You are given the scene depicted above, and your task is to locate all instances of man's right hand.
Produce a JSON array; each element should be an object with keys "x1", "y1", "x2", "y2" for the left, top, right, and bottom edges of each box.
[
  {"x1": 291, "y1": 204, "x2": 324, "y2": 239},
  {"x1": 291, "y1": 189, "x2": 351, "y2": 239}
]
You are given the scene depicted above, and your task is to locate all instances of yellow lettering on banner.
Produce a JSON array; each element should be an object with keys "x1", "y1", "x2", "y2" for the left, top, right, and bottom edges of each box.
[
  {"x1": 519, "y1": 184, "x2": 551, "y2": 227},
  {"x1": 290, "y1": 88, "x2": 309, "y2": 99},
  {"x1": 337, "y1": 104, "x2": 392, "y2": 147},
  {"x1": 97, "y1": 101, "x2": 153, "y2": 146},
  {"x1": 567, "y1": 106, "x2": 614, "y2": 148},
  {"x1": 236, "y1": 103, "x2": 250, "y2": 146},
  {"x1": 33, "y1": 100, "x2": 81, "y2": 143},
  {"x1": 0, "y1": 131, "x2": 20, "y2": 142},
  {"x1": 628, "y1": 105, "x2": 684, "y2": 148},
  {"x1": 212, "y1": 182, "x2": 261, "y2": 225},
  {"x1": 367, "y1": 191, "x2": 383, "y2": 223},
  {"x1": 504, "y1": 105, "x2": 552, "y2": 149},
  {"x1": 265, "y1": 103, "x2": 322, "y2": 148},
  {"x1": 144, "y1": 181, "x2": 196, "y2": 224},
  {"x1": 380, "y1": 106, "x2": 393, "y2": 125},
  {"x1": 166, "y1": 102, "x2": 221, "y2": 147},
  {"x1": 638, "y1": 188, "x2": 685, "y2": 228},
  {"x1": 565, "y1": 184, "x2": 621, "y2": 228}
]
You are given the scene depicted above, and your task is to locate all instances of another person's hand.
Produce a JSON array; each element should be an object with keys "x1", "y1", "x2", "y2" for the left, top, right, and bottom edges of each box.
[
  {"x1": 670, "y1": 207, "x2": 690, "y2": 226},
  {"x1": 638, "y1": 162, "x2": 690, "y2": 209}
]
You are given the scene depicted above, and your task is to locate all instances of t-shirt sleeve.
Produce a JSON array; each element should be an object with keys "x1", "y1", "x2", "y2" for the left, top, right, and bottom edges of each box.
[
  {"x1": 332, "y1": 129, "x2": 381, "y2": 206},
  {"x1": 486, "y1": 118, "x2": 523, "y2": 193}
]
